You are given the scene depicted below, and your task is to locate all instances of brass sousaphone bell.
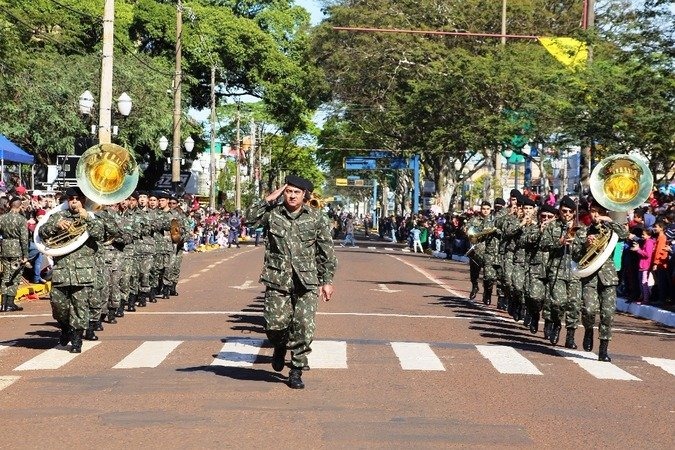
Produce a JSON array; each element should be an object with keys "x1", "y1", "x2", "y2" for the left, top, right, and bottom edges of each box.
[
  {"x1": 34, "y1": 143, "x2": 139, "y2": 256},
  {"x1": 573, "y1": 154, "x2": 653, "y2": 278}
]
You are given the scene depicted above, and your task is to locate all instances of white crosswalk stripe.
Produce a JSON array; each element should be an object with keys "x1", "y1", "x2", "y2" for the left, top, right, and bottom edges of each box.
[
  {"x1": 642, "y1": 357, "x2": 675, "y2": 376},
  {"x1": 14, "y1": 341, "x2": 100, "y2": 371},
  {"x1": 113, "y1": 341, "x2": 183, "y2": 369},
  {"x1": 476, "y1": 345, "x2": 542, "y2": 375},
  {"x1": 556, "y1": 349, "x2": 641, "y2": 381},
  {"x1": 308, "y1": 340, "x2": 348, "y2": 369},
  {"x1": 0, "y1": 376, "x2": 20, "y2": 391},
  {"x1": 210, "y1": 338, "x2": 264, "y2": 367},
  {"x1": 391, "y1": 342, "x2": 445, "y2": 371}
]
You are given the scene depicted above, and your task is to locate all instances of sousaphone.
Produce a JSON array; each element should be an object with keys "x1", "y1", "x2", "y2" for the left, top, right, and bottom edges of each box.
[
  {"x1": 34, "y1": 143, "x2": 139, "y2": 256},
  {"x1": 573, "y1": 154, "x2": 653, "y2": 278}
]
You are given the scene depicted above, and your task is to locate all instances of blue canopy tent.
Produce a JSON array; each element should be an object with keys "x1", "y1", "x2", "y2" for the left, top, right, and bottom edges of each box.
[{"x1": 0, "y1": 134, "x2": 36, "y2": 187}]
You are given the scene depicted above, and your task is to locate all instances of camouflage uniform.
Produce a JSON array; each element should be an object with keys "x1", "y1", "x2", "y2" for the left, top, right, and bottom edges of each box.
[
  {"x1": 510, "y1": 223, "x2": 529, "y2": 320},
  {"x1": 245, "y1": 199, "x2": 337, "y2": 369},
  {"x1": 150, "y1": 207, "x2": 172, "y2": 298},
  {"x1": 496, "y1": 213, "x2": 520, "y2": 310},
  {"x1": 95, "y1": 208, "x2": 126, "y2": 321},
  {"x1": 465, "y1": 215, "x2": 487, "y2": 298},
  {"x1": 119, "y1": 207, "x2": 140, "y2": 311},
  {"x1": 580, "y1": 221, "x2": 628, "y2": 342},
  {"x1": 163, "y1": 208, "x2": 189, "y2": 294},
  {"x1": 39, "y1": 208, "x2": 104, "y2": 334},
  {"x1": 0, "y1": 210, "x2": 29, "y2": 311},
  {"x1": 135, "y1": 207, "x2": 155, "y2": 306},
  {"x1": 522, "y1": 222, "x2": 549, "y2": 332},
  {"x1": 539, "y1": 219, "x2": 585, "y2": 342}
]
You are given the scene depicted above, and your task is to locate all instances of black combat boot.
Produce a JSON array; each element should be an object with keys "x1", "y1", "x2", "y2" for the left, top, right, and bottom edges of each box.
[
  {"x1": 469, "y1": 283, "x2": 479, "y2": 300},
  {"x1": 84, "y1": 321, "x2": 99, "y2": 341},
  {"x1": 564, "y1": 327, "x2": 577, "y2": 349},
  {"x1": 522, "y1": 307, "x2": 531, "y2": 328},
  {"x1": 6, "y1": 295, "x2": 23, "y2": 312},
  {"x1": 115, "y1": 304, "x2": 125, "y2": 317},
  {"x1": 137, "y1": 293, "x2": 147, "y2": 308},
  {"x1": 58, "y1": 324, "x2": 72, "y2": 347},
  {"x1": 267, "y1": 329, "x2": 288, "y2": 372},
  {"x1": 107, "y1": 309, "x2": 118, "y2": 324},
  {"x1": 482, "y1": 283, "x2": 493, "y2": 306},
  {"x1": 149, "y1": 288, "x2": 157, "y2": 303},
  {"x1": 0, "y1": 295, "x2": 6, "y2": 312},
  {"x1": 496, "y1": 294, "x2": 507, "y2": 311},
  {"x1": 127, "y1": 294, "x2": 137, "y2": 312},
  {"x1": 549, "y1": 322, "x2": 561, "y2": 345},
  {"x1": 529, "y1": 310, "x2": 540, "y2": 334},
  {"x1": 70, "y1": 329, "x2": 84, "y2": 353},
  {"x1": 170, "y1": 283, "x2": 178, "y2": 296},
  {"x1": 288, "y1": 368, "x2": 305, "y2": 389},
  {"x1": 543, "y1": 319, "x2": 552, "y2": 340},
  {"x1": 162, "y1": 285, "x2": 170, "y2": 299},
  {"x1": 94, "y1": 319, "x2": 104, "y2": 332},
  {"x1": 598, "y1": 339, "x2": 611, "y2": 362},
  {"x1": 583, "y1": 327, "x2": 594, "y2": 352}
]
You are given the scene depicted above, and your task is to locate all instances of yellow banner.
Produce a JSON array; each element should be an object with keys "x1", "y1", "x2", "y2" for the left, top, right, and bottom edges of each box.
[
  {"x1": 538, "y1": 37, "x2": 588, "y2": 69},
  {"x1": 336, "y1": 178, "x2": 348, "y2": 186}
]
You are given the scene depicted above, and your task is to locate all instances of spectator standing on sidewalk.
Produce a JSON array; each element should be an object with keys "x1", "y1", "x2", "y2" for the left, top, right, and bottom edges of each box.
[
  {"x1": 630, "y1": 227, "x2": 655, "y2": 304},
  {"x1": 341, "y1": 213, "x2": 356, "y2": 247},
  {"x1": 228, "y1": 211, "x2": 241, "y2": 248},
  {"x1": 652, "y1": 220, "x2": 671, "y2": 303}
]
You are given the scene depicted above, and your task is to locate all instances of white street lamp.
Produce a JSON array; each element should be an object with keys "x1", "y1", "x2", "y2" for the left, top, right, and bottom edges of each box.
[
  {"x1": 158, "y1": 135, "x2": 169, "y2": 152},
  {"x1": 503, "y1": 149, "x2": 514, "y2": 158},
  {"x1": 117, "y1": 92, "x2": 132, "y2": 117},
  {"x1": 79, "y1": 90, "x2": 95, "y2": 115},
  {"x1": 184, "y1": 136, "x2": 195, "y2": 153}
]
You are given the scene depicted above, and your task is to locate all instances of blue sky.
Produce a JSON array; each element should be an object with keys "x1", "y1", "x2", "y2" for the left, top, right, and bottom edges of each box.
[{"x1": 296, "y1": 0, "x2": 325, "y2": 25}]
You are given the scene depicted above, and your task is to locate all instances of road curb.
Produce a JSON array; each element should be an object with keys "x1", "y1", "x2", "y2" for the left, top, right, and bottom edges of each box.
[{"x1": 616, "y1": 298, "x2": 675, "y2": 328}]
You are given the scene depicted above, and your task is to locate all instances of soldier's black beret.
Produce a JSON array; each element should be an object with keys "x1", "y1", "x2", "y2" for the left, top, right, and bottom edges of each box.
[
  {"x1": 9, "y1": 196, "x2": 22, "y2": 205},
  {"x1": 481, "y1": 200, "x2": 491, "y2": 207},
  {"x1": 587, "y1": 196, "x2": 608, "y2": 211},
  {"x1": 509, "y1": 189, "x2": 521, "y2": 198},
  {"x1": 65, "y1": 186, "x2": 85, "y2": 198},
  {"x1": 540, "y1": 204, "x2": 558, "y2": 215},
  {"x1": 285, "y1": 175, "x2": 313, "y2": 193},
  {"x1": 494, "y1": 198, "x2": 506, "y2": 207},
  {"x1": 559, "y1": 195, "x2": 576, "y2": 211},
  {"x1": 155, "y1": 190, "x2": 171, "y2": 199},
  {"x1": 129, "y1": 191, "x2": 140, "y2": 200},
  {"x1": 137, "y1": 190, "x2": 149, "y2": 197},
  {"x1": 521, "y1": 196, "x2": 536, "y2": 207}
]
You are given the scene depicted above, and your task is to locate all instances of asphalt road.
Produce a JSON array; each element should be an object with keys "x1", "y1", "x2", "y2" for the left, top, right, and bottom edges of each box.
[{"x1": 0, "y1": 244, "x2": 673, "y2": 448}]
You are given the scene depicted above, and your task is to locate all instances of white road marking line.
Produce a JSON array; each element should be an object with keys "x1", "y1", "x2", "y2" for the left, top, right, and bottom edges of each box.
[
  {"x1": 368, "y1": 246, "x2": 376, "y2": 250},
  {"x1": 199, "y1": 269, "x2": 210, "y2": 273},
  {"x1": 229, "y1": 280, "x2": 257, "y2": 290},
  {"x1": 211, "y1": 338, "x2": 264, "y2": 367},
  {"x1": 0, "y1": 376, "x2": 20, "y2": 391},
  {"x1": 308, "y1": 340, "x2": 348, "y2": 369},
  {"x1": 14, "y1": 341, "x2": 100, "y2": 371},
  {"x1": 0, "y1": 344, "x2": 10, "y2": 353},
  {"x1": 207, "y1": 264, "x2": 217, "y2": 269},
  {"x1": 389, "y1": 255, "x2": 475, "y2": 301},
  {"x1": 476, "y1": 345, "x2": 542, "y2": 375},
  {"x1": 642, "y1": 357, "x2": 675, "y2": 376},
  {"x1": 370, "y1": 283, "x2": 401, "y2": 293},
  {"x1": 556, "y1": 349, "x2": 641, "y2": 381},
  {"x1": 391, "y1": 342, "x2": 445, "y2": 371},
  {"x1": 384, "y1": 248, "x2": 394, "y2": 251},
  {"x1": 113, "y1": 341, "x2": 183, "y2": 369},
  {"x1": 189, "y1": 274, "x2": 200, "y2": 278}
]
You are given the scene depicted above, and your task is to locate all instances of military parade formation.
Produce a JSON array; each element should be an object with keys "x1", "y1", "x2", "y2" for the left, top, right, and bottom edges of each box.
[
  {"x1": 465, "y1": 187, "x2": 629, "y2": 362},
  {"x1": 0, "y1": 183, "x2": 190, "y2": 354}
]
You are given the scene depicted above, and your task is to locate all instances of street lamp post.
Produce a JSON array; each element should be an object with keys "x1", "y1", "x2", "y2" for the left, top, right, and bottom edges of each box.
[{"x1": 78, "y1": 90, "x2": 132, "y2": 139}]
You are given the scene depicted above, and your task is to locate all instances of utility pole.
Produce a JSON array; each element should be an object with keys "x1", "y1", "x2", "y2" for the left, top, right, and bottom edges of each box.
[
  {"x1": 209, "y1": 66, "x2": 216, "y2": 209},
  {"x1": 249, "y1": 118, "x2": 258, "y2": 196},
  {"x1": 171, "y1": 0, "x2": 183, "y2": 193},
  {"x1": 492, "y1": 0, "x2": 507, "y2": 201},
  {"x1": 235, "y1": 105, "x2": 241, "y2": 211},
  {"x1": 98, "y1": 0, "x2": 115, "y2": 145},
  {"x1": 579, "y1": 0, "x2": 595, "y2": 191}
]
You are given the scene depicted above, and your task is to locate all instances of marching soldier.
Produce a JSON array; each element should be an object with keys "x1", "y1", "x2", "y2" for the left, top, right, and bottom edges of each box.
[
  {"x1": 136, "y1": 192, "x2": 156, "y2": 306},
  {"x1": 497, "y1": 190, "x2": 523, "y2": 315},
  {"x1": 96, "y1": 204, "x2": 128, "y2": 324},
  {"x1": 0, "y1": 197, "x2": 29, "y2": 312},
  {"x1": 38, "y1": 187, "x2": 104, "y2": 353},
  {"x1": 579, "y1": 200, "x2": 628, "y2": 361},
  {"x1": 522, "y1": 204, "x2": 557, "y2": 334},
  {"x1": 465, "y1": 201, "x2": 493, "y2": 301},
  {"x1": 245, "y1": 176, "x2": 337, "y2": 389},
  {"x1": 163, "y1": 196, "x2": 188, "y2": 297},
  {"x1": 489, "y1": 198, "x2": 507, "y2": 309},
  {"x1": 539, "y1": 195, "x2": 585, "y2": 348},
  {"x1": 156, "y1": 192, "x2": 174, "y2": 299}
]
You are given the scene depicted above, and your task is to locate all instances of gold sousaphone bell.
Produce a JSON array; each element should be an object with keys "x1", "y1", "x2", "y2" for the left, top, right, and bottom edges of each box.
[
  {"x1": 34, "y1": 143, "x2": 139, "y2": 256},
  {"x1": 573, "y1": 154, "x2": 653, "y2": 278},
  {"x1": 77, "y1": 143, "x2": 139, "y2": 204}
]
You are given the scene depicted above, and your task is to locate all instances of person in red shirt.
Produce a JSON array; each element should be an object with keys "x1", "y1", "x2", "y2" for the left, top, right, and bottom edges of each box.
[{"x1": 652, "y1": 220, "x2": 671, "y2": 303}]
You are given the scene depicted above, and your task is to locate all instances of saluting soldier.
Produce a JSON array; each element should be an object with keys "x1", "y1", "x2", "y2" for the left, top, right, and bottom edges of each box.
[
  {"x1": 245, "y1": 176, "x2": 337, "y2": 389},
  {"x1": 579, "y1": 199, "x2": 628, "y2": 361},
  {"x1": 39, "y1": 187, "x2": 104, "y2": 353},
  {"x1": 539, "y1": 195, "x2": 585, "y2": 348},
  {"x1": 0, "y1": 197, "x2": 29, "y2": 312}
]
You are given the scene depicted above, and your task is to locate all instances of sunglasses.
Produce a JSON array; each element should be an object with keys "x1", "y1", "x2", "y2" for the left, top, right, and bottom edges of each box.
[
  {"x1": 540, "y1": 213, "x2": 555, "y2": 219},
  {"x1": 560, "y1": 208, "x2": 573, "y2": 213}
]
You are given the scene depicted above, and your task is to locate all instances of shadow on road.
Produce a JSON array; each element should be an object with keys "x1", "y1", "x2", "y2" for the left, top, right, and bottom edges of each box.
[
  {"x1": 176, "y1": 365, "x2": 287, "y2": 384},
  {"x1": 2, "y1": 321, "x2": 60, "y2": 349},
  {"x1": 227, "y1": 297, "x2": 265, "y2": 334}
]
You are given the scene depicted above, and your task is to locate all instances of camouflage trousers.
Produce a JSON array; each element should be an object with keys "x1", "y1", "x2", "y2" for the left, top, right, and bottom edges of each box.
[
  {"x1": 548, "y1": 277, "x2": 582, "y2": 328},
  {"x1": 581, "y1": 276, "x2": 616, "y2": 341},
  {"x1": 501, "y1": 254, "x2": 515, "y2": 294},
  {"x1": 526, "y1": 273, "x2": 547, "y2": 317},
  {"x1": 136, "y1": 253, "x2": 154, "y2": 294},
  {"x1": 164, "y1": 246, "x2": 182, "y2": 285},
  {"x1": 51, "y1": 284, "x2": 91, "y2": 331},
  {"x1": 0, "y1": 257, "x2": 23, "y2": 297},
  {"x1": 99, "y1": 252, "x2": 124, "y2": 313},
  {"x1": 510, "y1": 262, "x2": 527, "y2": 307},
  {"x1": 264, "y1": 285, "x2": 318, "y2": 369},
  {"x1": 150, "y1": 251, "x2": 170, "y2": 289},
  {"x1": 89, "y1": 263, "x2": 106, "y2": 320},
  {"x1": 120, "y1": 252, "x2": 138, "y2": 300},
  {"x1": 469, "y1": 259, "x2": 481, "y2": 286}
]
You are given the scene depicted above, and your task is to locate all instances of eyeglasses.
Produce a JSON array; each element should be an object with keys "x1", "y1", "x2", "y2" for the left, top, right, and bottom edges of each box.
[
  {"x1": 560, "y1": 208, "x2": 573, "y2": 213},
  {"x1": 540, "y1": 213, "x2": 555, "y2": 219}
]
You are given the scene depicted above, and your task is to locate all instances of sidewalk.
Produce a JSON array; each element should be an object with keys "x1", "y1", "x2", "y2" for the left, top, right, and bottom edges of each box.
[{"x1": 439, "y1": 252, "x2": 674, "y2": 328}]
